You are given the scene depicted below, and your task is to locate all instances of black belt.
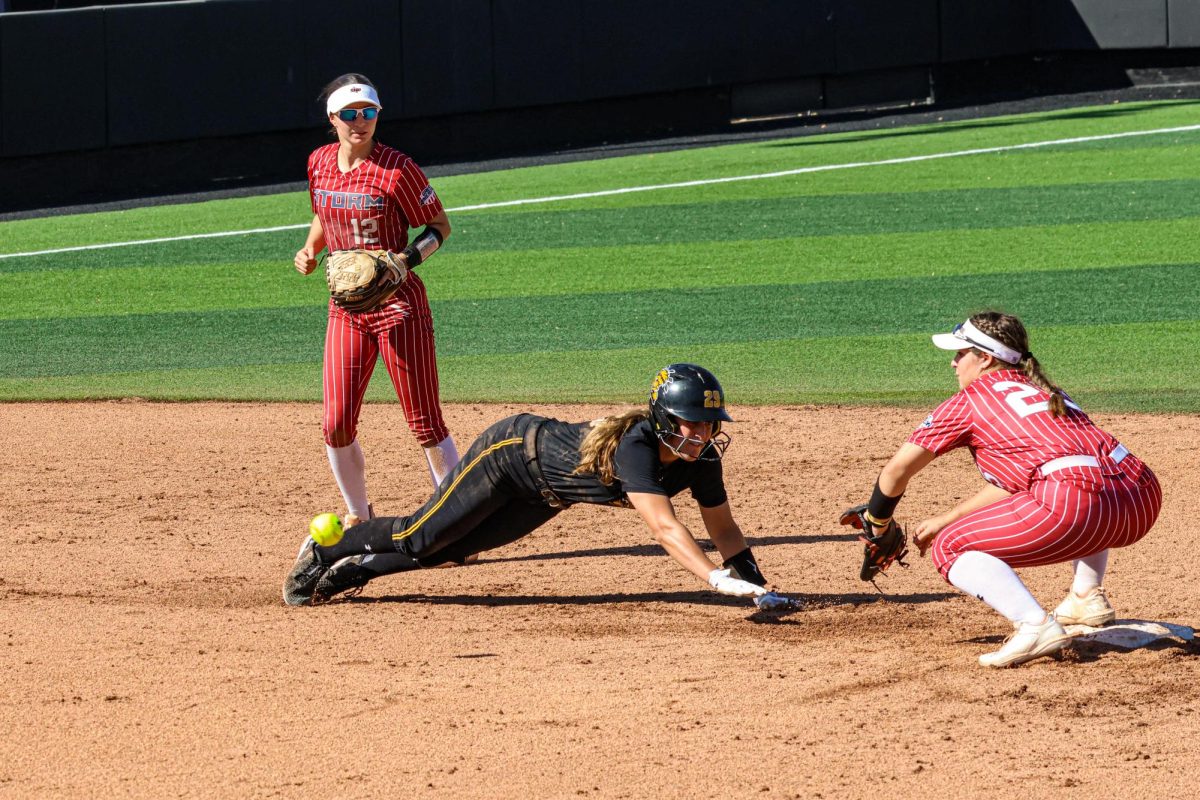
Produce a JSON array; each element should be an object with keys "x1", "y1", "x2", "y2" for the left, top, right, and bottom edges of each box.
[{"x1": 524, "y1": 418, "x2": 568, "y2": 509}]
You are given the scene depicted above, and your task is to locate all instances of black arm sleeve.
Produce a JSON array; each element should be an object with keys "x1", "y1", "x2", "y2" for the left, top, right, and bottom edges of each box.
[{"x1": 867, "y1": 479, "x2": 903, "y2": 522}]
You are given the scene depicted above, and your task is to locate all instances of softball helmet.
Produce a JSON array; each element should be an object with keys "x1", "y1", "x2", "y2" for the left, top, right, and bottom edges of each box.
[{"x1": 648, "y1": 363, "x2": 732, "y2": 460}]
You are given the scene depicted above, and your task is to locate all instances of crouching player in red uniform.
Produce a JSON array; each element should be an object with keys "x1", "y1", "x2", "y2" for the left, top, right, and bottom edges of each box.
[{"x1": 862, "y1": 312, "x2": 1161, "y2": 667}]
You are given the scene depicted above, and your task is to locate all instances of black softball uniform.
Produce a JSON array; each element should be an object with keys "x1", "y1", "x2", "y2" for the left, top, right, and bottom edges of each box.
[{"x1": 320, "y1": 413, "x2": 727, "y2": 568}]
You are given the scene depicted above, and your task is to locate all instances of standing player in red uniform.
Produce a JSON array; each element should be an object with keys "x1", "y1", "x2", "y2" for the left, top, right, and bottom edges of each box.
[
  {"x1": 294, "y1": 73, "x2": 459, "y2": 549},
  {"x1": 859, "y1": 311, "x2": 1161, "y2": 667}
]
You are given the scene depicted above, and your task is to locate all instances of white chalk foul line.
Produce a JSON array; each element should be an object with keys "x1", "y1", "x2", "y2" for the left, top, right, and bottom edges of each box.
[{"x1": 3, "y1": 122, "x2": 1198, "y2": 261}]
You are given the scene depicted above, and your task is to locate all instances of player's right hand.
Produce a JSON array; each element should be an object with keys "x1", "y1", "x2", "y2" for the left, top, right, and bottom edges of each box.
[
  {"x1": 912, "y1": 514, "x2": 952, "y2": 557},
  {"x1": 295, "y1": 247, "x2": 318, "y2": 275}
]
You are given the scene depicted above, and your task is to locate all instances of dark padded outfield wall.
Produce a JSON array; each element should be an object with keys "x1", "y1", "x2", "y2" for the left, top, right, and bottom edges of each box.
[
  {"x1": 939, "y1": 0, "x2": 1034, "y2": 62},
  {"x1": 401, "y1": 0, "x2": 494, "y2": 117},
  {"x1": 578, "y1": 0, "x2": 734, "y2": 98},
  {"x1": 289, "y1": 0, "x2": 405, "y2": 126},
  {"x1": 730, "y1": 0, "x2": 836, "y2": 82},
  {"x1": 0, "y1": 9, "x2": 105, "y2": 156},
  {"x1": 105, "y1": 0, "x2": 305, "y2": 146},
  {"x1": 1, "y1": 0, "x2": 1199, "y2": 212},
  {"x1": 492, "y1": 1, "x2": 583, "y2": 108},
  {"x1": 832, "y1": 0, "x2": 940, "y2": 73},
  {"x1": 105, "y1": 0, "x2": 405, "y2": 146}
]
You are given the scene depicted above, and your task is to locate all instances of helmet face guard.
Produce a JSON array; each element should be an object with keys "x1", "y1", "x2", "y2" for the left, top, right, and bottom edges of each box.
[
  {"x1": 656, "y1": 424, "x2": 731, "y2": 461},
  {"x1": 648, "y1": 363, "x2": 733, "y2": 461}
]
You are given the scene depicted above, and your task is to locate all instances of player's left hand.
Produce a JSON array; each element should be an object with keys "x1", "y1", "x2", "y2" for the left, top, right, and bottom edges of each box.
[{"x1": 753, "y1": 591, "x2": 799, "y2": 611}]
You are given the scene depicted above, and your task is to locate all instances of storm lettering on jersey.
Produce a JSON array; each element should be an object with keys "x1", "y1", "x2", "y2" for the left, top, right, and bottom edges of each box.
[{"x1": 313, "y1": 189, "x2": 385, "y2": 210}]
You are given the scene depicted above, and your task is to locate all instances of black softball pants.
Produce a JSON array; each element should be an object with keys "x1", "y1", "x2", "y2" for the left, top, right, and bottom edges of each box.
[{"x1": 318, "y1": 415, "x2": 563, "y2": 571}]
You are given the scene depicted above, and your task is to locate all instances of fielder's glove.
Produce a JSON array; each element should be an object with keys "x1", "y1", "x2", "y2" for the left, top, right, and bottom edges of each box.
[
  {"x1": 708, "y1": 568, "x2": 768, "y2": 599},
  {"x1": 325, "y1": 249, "x2": 408, "y2": 313},
  {"x1": 839, "y1": 503, "x2": 909, "y2": 582}
]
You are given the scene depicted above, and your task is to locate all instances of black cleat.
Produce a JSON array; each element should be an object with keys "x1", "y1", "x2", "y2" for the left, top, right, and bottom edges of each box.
[
  {"x1": 282, "y1": 537, "x2": 330, "y2": 607},
  {"x1": 313, "y1": 555, "x2": 376, "y2": 603}
]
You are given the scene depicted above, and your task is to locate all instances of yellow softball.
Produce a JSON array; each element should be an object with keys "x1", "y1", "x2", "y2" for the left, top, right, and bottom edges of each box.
[{"x1": 308, "y1": 512, "x2": 344, "y2": 547}]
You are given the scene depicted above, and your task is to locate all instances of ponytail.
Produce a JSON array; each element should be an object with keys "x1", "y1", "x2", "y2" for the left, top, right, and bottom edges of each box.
[
  {"x1": 574, "y1": 410, "x2": 647, "y2": 485},
  {"x1": 1021, "y1": 355, "x2": 1068, "y2": 417},
  {"x1": 970, "y1": 311, "x2": 1069, "y2": 418}
]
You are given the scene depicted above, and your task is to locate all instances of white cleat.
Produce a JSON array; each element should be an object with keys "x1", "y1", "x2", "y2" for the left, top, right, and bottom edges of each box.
[
  {"x1": 1053, "y1": 586, "x2": 1116, "y2": 627},
  {"x1": 979, "y1": 617, "x2": 1071, "y2": 668}
]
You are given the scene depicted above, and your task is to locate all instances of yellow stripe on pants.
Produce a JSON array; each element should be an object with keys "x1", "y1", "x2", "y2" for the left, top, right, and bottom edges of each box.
[{"x1": 392, "y1": 437, "x2": 524, "y2": 543}]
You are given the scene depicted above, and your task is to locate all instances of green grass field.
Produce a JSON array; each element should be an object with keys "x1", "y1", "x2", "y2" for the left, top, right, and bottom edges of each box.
[{"x1": 2, "y1": 100, "x2": 1198, "y2": 411}]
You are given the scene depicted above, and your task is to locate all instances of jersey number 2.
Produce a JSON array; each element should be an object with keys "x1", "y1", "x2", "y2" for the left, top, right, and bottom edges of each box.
[{"x1": 992, "y1": 380, "x2": 1080, "y2": 418}]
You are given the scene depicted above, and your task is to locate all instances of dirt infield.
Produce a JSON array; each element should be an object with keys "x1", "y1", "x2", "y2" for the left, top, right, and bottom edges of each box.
[{"x1": 3, "y1": 402, "x2": 1196, "y2": 798}]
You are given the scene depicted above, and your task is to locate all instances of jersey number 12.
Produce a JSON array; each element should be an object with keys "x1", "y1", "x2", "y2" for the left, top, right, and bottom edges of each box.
[{"x1": 350, "y1": 218, "x2": 380, "y2": 246}]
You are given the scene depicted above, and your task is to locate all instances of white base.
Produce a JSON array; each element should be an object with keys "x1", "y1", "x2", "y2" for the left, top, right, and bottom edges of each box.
[{"x1": 1063, "y1": 620, "x2": 1194, "y2": 649}]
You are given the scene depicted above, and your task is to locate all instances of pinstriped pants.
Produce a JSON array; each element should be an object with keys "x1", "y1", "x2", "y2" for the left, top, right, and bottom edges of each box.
[
  {"x1": 322, "y1": 295, "x2": 450, "y2": 448},
  {"x1": 930, "y1": 466, "x2": 1162, "y2": 580}
]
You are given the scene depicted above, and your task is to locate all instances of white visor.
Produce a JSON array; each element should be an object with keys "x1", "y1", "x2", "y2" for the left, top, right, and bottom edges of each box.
[
  {"x1": 931, "y1": 319, "x2": 1023, "y2": 364},
  {"x1": 326, "y1": 83, "x2": 382, "y2": 115}
]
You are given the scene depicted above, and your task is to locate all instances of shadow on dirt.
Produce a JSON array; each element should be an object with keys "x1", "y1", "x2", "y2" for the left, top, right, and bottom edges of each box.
[
  {"x1": 481, "y1": 532, "x2": 858, "y2": 565},
  {"x1": 353, "y1": 588, "x2": 956, "y2": 609}
]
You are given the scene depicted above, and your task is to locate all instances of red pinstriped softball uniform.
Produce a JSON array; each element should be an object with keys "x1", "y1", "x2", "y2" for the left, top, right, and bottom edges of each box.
[
  {"x1": 908, "y1": 370, "x2": 1161, "y2": 579},
  {"x1": 307, "y1": 141, "x2": 450, "y2": 447}
]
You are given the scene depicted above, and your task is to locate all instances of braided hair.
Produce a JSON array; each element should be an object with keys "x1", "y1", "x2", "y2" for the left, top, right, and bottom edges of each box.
[{"x1": 969, "y1": 311, "x2": 1068, "y2": 417}]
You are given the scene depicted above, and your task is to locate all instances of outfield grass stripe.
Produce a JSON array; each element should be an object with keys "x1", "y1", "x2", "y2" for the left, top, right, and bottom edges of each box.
[
  {"x1": 2, "y1": 120, "x2": 1197, "y2": 258},
  {"x1": 444, "y1": 179, "x2": 1200, "y2": 253},
  {"x1": 2, "y1": 101, "x2": 1197, "y2": 411},
  {"x1": 3, "y1": 320, "x2": 1197, "y2": 413},
  {"x1": 5, "y1": 178, "x2": 1194, "y2": 275},
  {"x1": 1, "y1": 125, "x2": 1192, "y2": 256},
  {"x1": 8, "y1": 217, "x2": 1200, "y2": 320},
  {"x1": 460, "y1": 142, "x2": 1200, "y2": 215},
  {"x1": 437, "y1": 102, "x2": 1200, "y2": 207},
  {"x1": 0, "y1": 224, "x2": 309, "y2": 260},
  {"x1": 447, "y1": 124, "x2": 1200, "y2": 212},
  {"x1": 5, "y1": 263, "x2": 1196, "y2": 379},
  {"x1": 0, "y1": 230, "x2": 299, "y2": 274},
  {"x1": 448, "y1": 322, "x2": 1200, "y2": 410}
]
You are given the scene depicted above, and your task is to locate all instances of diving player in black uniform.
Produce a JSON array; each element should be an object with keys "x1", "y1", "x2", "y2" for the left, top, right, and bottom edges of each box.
[{"x1": 284, "y1": 364, "x2": 794, "y2": 610}]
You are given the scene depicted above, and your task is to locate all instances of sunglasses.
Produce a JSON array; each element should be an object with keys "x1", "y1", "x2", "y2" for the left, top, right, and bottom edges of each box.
[{"x1": 335, "y1": 107, "x2": 379, "y2": 122}]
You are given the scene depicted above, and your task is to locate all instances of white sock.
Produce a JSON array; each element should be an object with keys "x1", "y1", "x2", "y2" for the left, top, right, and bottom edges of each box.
[
  {"x1": 1071, "y1": 550, "x2": 1109, "y2": 597},
  {"x1": 424, "y1": 435, "x2": 460, "y2": 487},
  {"x1": 326, "y1": 440, "x2": 370, "y2": 519},
  {"x1": 947, "y1": 550, "x2": 1046, "y2": 626}
]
